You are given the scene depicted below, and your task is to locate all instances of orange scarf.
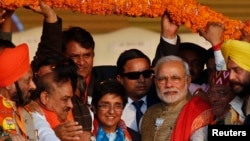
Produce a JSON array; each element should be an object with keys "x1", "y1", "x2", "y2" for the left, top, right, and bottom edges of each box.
[
  {"x1": 41, "y1": 106, "x2": 74, "y2": 129},
  {"x1": 171, "y1": 96, "x2": 212, "y2": 141}
]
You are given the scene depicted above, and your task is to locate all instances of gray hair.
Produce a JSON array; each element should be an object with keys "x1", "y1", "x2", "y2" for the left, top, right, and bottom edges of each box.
[{"x1": 154, "y1": 55, "x2": 190, "y2": 77}]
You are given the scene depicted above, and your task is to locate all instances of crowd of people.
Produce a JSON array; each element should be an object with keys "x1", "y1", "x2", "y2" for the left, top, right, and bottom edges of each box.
[{"x1": 1, "y1": 1, "x2": 250, "y2": 141}]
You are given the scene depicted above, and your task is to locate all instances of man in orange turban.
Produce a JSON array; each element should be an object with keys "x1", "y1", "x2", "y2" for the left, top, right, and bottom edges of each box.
[
  {"x1": 0, "y1": 43, "x2": 38, "y2": 140},
  {"x1": 221, "y1": 39, "x2": 250, "y2": 124}
]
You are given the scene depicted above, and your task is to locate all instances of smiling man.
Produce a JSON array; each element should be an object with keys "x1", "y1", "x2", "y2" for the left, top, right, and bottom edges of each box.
[
  {"x1": 140, "y1": 55, "x2": 192, "y2": 141},
  {"x1": 221, "y1": 39, "x2": 250, "y2": 124}
]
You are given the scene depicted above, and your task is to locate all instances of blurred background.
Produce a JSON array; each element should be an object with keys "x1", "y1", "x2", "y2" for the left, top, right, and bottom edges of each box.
[{"x1": 13, "y1": 0, "x2": 250, "y2": 34}]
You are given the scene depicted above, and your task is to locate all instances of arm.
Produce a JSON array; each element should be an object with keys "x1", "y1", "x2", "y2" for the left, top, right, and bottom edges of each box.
[
  {"x1": 190, "y1": 126, "x2": 208, "y2": 141},
  {"x1": 0, "y1": 9, "x2": 14, "y2": 41},
  {"x1": 198, "y1": 22, "x2": 226, "y2": 71},
  {"x1": 152, "y1": 13, "x2": 180, "y2": 66},
  {"x1": 32, "y1": 112, "x2": 61, "y2": 141},
  {"x1": 29, "y1": 0, "x2": 64, "y2": 72}
]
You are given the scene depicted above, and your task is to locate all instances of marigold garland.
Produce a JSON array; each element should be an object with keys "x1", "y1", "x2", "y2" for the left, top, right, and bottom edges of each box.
[{"x1": 1, "y1": 0, "x2": 250, "y2": 40}]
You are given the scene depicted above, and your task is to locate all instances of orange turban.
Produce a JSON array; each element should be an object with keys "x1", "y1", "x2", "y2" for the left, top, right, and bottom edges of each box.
[
  {"x1": 221, "y1": 39, "x2": 250, "y2": 72},
  {"x1": 0, "y1": 43, "x2": 30, "y2": 87}
]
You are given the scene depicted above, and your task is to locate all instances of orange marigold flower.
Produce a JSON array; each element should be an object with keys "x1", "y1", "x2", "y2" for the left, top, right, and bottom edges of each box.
[{"x1": 0, "y1": 0, "x2": 249, "y2": 40}]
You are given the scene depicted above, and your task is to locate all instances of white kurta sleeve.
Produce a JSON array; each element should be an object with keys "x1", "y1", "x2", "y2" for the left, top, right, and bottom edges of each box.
[{"x1": 32, "y1": 112, "x2": 61, "y2": 141}]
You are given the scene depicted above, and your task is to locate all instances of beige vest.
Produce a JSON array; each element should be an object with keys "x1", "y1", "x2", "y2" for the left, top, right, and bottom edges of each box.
[{"x1": 141, "y1": 101, "x2": 187, "y2": 141}]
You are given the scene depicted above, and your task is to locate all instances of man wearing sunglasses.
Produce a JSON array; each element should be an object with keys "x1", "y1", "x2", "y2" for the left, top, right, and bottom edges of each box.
[{"x1": 116, "y1": 49, "x2": 161, "y2": 135}]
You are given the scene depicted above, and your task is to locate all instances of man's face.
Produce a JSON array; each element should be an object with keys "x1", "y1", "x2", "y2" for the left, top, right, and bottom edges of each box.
[
  {"x1": 45, "y1": 81, "x2": 73, "y2": 122},
  {"x1": 11, "y1": 68, "x2": 36, "y2": 106},
  {"x1": 65, "y1": 41, "x2": 94, "y2": 77},
  {"x1": 95, "y1": 93, "x2": 123, "y2": 132},
  {"x1": 178, "y1": 50, "x2": 204, "y2": 83},
  {"x1": 208, "y1": 85, "x2": 235, "y2": 118},
  {"x1": 117, "y1": 58, "x2": 153, "y2": 101},
  {"x1": 227, "y1": 59, "x2": 250, "y2": 97},
  {"x1": 155, "y1": 61, "x2": 191, "y2": 104}
]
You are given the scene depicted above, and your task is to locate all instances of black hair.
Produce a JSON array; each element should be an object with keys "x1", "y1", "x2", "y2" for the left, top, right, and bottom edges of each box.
[
  {"x1": 62, "y1": 26, "x2": 95, "y2": 52},
  {"x1": 205, "y1": 47, "x2": 214, "y2": 63},
  {"x1": 31, "y1": 58, "x2": 80, "y2": 100},
  {"x1": 91, "y1": 79, "x2": 127, "y2": 108},
  {"x1": 116, "y1": 49, "x2": 151, "y2": 75},
  {"x1": 179, "y1": 42, "x2": 207, "y2": 64}
]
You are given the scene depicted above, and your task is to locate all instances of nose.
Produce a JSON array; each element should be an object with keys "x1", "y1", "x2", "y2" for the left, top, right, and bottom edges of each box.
[
  {"x1": 164, "y1": 78, "x2": 173, "y2": 88},
  {"x1": 138, "y1": 74, "x2": 146, "y2": 82},
  {"x1": 108, "y1": 106, "x2": 115, "y2": 114},
  {"x1": 76, "y1": 56, "x2": 86, "y2": 65},
  {"x1": 68, "y1": 99, "x2": 74, "y2": 109},
  {"x1": 229, "y1": 70, "x2": 236, "y2": 82},
  {"x1": 30, "y1": 80, "x2": 36, "y2": 90}
]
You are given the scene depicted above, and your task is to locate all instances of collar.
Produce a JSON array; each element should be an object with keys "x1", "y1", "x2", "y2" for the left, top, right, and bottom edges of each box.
[
  {"x1": 230, "y1": 96, "x2": 245, "y2": 121},
  {"x1": 128, "y1": 96, "x2": 147, "y2": 105}
]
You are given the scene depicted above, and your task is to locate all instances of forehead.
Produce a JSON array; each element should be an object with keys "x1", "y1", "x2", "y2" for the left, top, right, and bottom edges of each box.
[
  {"x1": 51, "y1": 81, "x2": 72, "y2": 94},
  {"x1": 123, "y1": 58, "x2": 150, "y2": 71},
  {"x1": 99, "y1": 93, "x2": 123, "y2": 103},
  {"x1": 156, "y1": 61, "x2": 185, "y2": 76},
  {"x1": 227, "y1": 59, "x2": 240, "y2": 69},
  {"x1": 19, "y1": 68, "x2": 33, "y2": 80},
  {"x1": 65, "y1": 41, "x2": 94, "y2": 54},
  {"x1": 210, "y1": 85, "x2": 231, "y2": 91}
]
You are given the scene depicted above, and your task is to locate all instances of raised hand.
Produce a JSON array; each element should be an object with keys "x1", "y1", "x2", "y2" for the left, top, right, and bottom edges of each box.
[
  {"x1": 161, "y1": 12, "x2": 179, "y2": 39},
  {"x1": 0, "y1": 9, "x2": 14, "y2": 32},
  {"x1": 198, "y1": 22, "x2": 224, "y2": 46},
  {"x1": 27, "y1": 0, "x2": 57, "y2": 23}
]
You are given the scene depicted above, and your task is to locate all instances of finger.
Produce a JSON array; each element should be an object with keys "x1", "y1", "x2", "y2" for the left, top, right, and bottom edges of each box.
[
  {"x1": 64, "y1": 121, "x2": 79, "y2": 128},
  {"x1": 197, "y1": 28, "x2": 206, "y2": 37},
  {"x1": 69, "y1": 129, "x2": 83, "y2": 137},
  {"x1": 0, "y1": 9, "x2": 6, "y2": 16}
]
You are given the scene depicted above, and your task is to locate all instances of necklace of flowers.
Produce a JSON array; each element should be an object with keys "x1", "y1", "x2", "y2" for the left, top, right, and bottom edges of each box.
[{"x1": 1, "y1": 0, "x2": 249, "y2": 40}]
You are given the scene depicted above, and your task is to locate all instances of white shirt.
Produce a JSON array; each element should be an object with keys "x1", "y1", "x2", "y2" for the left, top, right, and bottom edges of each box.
[
  {"x1": 121, "y1": 96, "x2": 147, "y2": 132},
  {"x1": 230, "y1": 96, "x2": 245, "y2": 122},
  {"x1": 32, "y1": 112, "x2": 60, "y2": 141}
]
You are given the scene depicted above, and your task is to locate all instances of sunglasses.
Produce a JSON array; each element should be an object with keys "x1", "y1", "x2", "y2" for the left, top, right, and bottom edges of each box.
[{"x1": 122, "y1": 69, "x2": 154, "y2": 80}]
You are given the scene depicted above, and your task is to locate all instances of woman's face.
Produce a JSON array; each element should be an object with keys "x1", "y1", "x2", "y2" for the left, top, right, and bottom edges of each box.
[{"x1": 95, "y1": 93, "x2": 124, "y2": 133}]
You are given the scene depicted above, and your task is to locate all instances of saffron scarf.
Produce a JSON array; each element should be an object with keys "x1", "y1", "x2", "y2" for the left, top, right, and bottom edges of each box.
[
  {"x1": 93, "y1": 118, "x2": 132, "y2": 141},
  {"x1": 171, "y1": 96, "x2": 212, "y2": 141}
]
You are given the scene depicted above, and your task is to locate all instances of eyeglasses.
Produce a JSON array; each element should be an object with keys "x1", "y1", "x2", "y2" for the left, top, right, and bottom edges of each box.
[
  {"x1": 98, "y1": 103, "x2": 124, "y2": 112},
  {"x1": 155, "y1": 75, "x2": 183, "y2": 84},
  {"x1": 121, "y1": 70, "x2": 154, "y2": 80}
]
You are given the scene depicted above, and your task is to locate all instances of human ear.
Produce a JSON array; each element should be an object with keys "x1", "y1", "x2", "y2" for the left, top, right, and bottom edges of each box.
[
  {"x1": 116, "y1": 75, "x2": 124, "y2": 85},
  {"x1": 40, "y1": 91, "x2": 49, "y2": 105}
]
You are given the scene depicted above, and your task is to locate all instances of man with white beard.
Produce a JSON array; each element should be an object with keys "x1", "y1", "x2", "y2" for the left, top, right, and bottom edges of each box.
[{"x1": 140, "y1": 55, "x2": 192, "y2": 141}]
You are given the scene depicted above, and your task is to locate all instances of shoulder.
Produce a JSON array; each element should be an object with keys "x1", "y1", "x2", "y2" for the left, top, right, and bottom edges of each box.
[{"x1": 145, "y1": 103, "x2": 163, "y2": 115}]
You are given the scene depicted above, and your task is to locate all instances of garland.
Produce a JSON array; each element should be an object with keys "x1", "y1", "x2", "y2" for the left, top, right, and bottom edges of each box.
[{"x1": 1, "y1": 0, "x2": 250, "y2": 40}]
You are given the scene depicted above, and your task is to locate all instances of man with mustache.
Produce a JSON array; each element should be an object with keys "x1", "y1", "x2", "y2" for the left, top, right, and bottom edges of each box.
[
  {"x1": 152, "y1": 13, "x2": 208, "y2": 95},
  {"x1": 0, "y1": 43, "x2": 59, "y2": 141},
  {"x1": 141, "y1": 55, "x2": 206, "y2": 141},
  {"x1": 221, "y1": 39, "x2": 250, "y2": 124}
]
